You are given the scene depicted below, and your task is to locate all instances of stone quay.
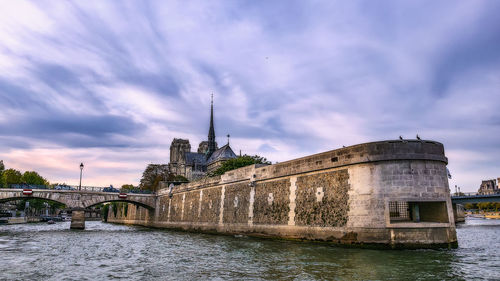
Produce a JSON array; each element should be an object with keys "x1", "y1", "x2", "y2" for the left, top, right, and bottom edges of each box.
[{"x1": 108, "y1": 139, "x2": 458, "y2": 249}]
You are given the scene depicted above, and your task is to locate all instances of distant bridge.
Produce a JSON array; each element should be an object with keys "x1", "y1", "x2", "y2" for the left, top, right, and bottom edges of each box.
[
  {"x1": 451, "y1": 192, "x2": 500, "y2": 204},
  {"x1": 0, "y1": 188, "x2": 156, "y2": 229}
]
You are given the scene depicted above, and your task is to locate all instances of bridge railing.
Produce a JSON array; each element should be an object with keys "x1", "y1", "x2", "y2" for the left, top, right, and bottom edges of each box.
[
  {"x1": 123, "y1": 189, "x2": 154, "y2": 194},
  {"x1": 452, "y1": 192, "x2": 500, "y2": 197},
  {"x1": 8, "y1": 184, "x2": 50, "y2": 190},
  {"x1": 5, "y1": 184, "x2": 154, "y2": 195},
  {"x1": 79, "y1": 186, "x2": 105, "y2": 192},
  {"x1": 7, "y1": 184, "x2": 106, "y2": 192}
]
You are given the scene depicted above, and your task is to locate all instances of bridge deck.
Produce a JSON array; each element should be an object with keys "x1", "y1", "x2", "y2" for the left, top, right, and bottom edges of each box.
[{"x1": 451, "y1": 193, "x2": 500, "y2": 204}]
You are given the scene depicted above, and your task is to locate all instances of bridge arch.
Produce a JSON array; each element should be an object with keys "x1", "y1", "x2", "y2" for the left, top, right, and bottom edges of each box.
[
  {"x1": 0, "y1": 195, "x2": 69, "y2": 208},
  {"x1": 79, "y1": 193, "x2": 155, "y2": 210},
  {"x1": 84, "y1": 199, "x2": 154, "y2": 210},
  {"x1": 0, "y1": 189, "x2": 156, "y2": 229},
  {"x1": 0, "y1": 189, "x2": 156, "y2": 210}
]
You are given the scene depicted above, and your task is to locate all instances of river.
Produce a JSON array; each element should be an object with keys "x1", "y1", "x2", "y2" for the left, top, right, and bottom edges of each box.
[{"x1": 0, "y1": 218, "x2": 498, "y2": 280}]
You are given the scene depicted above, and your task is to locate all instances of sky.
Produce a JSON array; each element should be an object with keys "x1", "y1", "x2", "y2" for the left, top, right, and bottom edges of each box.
[{"x1": 0, "y1": 1, "x2": 499, "y2": 191}]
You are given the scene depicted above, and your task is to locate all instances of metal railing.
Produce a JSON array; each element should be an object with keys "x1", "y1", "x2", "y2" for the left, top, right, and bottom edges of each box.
[
  {"x1": 4, "y1": 184, "x2": 154, "y2": 194},
  {"x1": 7, "y1": 184, "x2": 104, "y2": 192},
  {"x1": 122, "y1": 189, "x2": 153, "y2": 194},
  {"x1": 8, "y1": 184, "x2": 50, "y2": 190},
  {"x1": 452, "y1": 192, "x2": 500, "y2": 197},
  {"x1": 79, "y1": 186, "x2": 105, "y2": 192}
]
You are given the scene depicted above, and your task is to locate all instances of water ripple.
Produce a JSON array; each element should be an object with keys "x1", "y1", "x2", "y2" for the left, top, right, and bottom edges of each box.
[{"x1": 0, "y1": 219, "x2": 498, "y2": 280}]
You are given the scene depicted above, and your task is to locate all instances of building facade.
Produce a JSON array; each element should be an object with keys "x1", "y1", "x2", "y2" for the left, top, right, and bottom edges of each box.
[
  {"x1": 168, "y1": 98, "x2": 237, "y2": 180},
  {"x1": 478, "y1": 179, "x2": 499, "y2": 195}
]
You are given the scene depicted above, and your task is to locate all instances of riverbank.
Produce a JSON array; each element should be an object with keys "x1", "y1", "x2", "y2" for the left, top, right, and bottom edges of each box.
[
  {"x1": 485, "y1": 214, "x2": 500, "y2": 219},
  {"x1": 466, "y1": 211, "x2": 500, "y2": 219},
  {"x1": 0, "y1": 217, "x2": 41, "y2": 224}
]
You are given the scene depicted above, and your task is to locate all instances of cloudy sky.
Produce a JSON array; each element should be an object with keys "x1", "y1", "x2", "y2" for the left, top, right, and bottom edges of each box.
[{"x1": 0, "y1": 1, "x2": 499, "y2": 191}]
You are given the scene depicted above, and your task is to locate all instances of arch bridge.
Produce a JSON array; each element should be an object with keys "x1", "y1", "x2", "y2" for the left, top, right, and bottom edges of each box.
[
  {"x1": 0, "y1": 188, "x2": 156, "y2": 229},
  {"x1": 451, "y1": 192, "x2": 500, "y2": 204}
]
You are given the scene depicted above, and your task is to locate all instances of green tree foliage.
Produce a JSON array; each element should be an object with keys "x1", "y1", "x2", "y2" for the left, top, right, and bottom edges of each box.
[
  {"x1": 477, "y1": 202, "x2": 499, "y2": 211},
  {"x1": 166, "y1": 174, "x2": 188, "y2": 182},
  {"x1": 21, "y1": 171, "x2": 48, "y2": 185},
  {"x1": 112, "y1": 202, "x2": 118, "y2": 217},
  {"x1": 16, "y1": 200, "x2": 27, "y2": 210},
  {"x1": 210, "y1": 155, "x2": 271, "y2": 176},
  {"x1": 0, "y1": 164, "x2": 50, "y2": 188},
  {"x1": 0, "y1": 160, "x2": 4, "y2": 188},
  {"x1": 139, "y1": 164, "x2": 170, "y2": 191},
  {"x1": 464, "y1": 203, "x2": 477, "y2": 210},
  {"x1": 16, "y1": 198, "x2": 65, "y2": 211},
  {"x1": 102, "y1": 204, "x2": 110, "y2": 221},
  {"x1": 121, "y1": 184, "x2": 135, "y2": 192},
  {"x1": 1, "y1": 169, "x2": 22, "y2": 187}
]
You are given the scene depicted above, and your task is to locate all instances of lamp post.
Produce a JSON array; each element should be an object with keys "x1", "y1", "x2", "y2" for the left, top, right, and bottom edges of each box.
[{"x1": 79, "y1": 163, "x2": 84, "y2": 191}]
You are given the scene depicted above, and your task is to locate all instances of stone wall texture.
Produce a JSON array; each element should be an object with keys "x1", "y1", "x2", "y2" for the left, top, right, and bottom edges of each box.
[
  {"x1": 253, "y1": 179, "x2": 290, "y2": 225},
  {"x1": 199, "y1": 187, "x2": 222, "y2": 223},
  {"x1": 107, "y1": 140, "x2": 458, "y2": 249},
  {"x1": 295, "y1": 169, "x2": 349, "y2": 227},
  {"x1": 223, "y1": 183, "x2": 251, "y2": 224}
]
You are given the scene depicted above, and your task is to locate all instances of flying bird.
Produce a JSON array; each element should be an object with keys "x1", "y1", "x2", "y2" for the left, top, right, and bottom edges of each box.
[
  {"x1": 399, "y1": 136, "x2": 403, "y2": 140},
  {"x1": 416, "y1": 134, "x2": 421, "y2": 140}
]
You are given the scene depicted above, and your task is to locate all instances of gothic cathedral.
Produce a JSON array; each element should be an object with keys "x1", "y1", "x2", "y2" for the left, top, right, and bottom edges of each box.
[{"x1": 168, "y1": 97, "x2": 237, "y2": 180}]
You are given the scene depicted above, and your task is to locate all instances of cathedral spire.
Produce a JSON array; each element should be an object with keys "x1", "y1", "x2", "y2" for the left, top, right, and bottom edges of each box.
[{"x1": 207, "y1": 94, "x2": 217, "y2": 157}]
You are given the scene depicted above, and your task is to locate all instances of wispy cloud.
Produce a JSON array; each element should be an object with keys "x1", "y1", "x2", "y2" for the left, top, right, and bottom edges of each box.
[{"x1": 0, "y1": 0, "x2": 499, "y2": 190}]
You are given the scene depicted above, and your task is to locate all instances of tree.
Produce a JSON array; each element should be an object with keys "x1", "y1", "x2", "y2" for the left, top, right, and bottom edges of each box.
[
  {"x1": 1, "y1": 169, "x2": 22, "y2": 187},
  {"x1": 21, "y1": 171, "x2": 48, "y2": 186},
  {"x1": 495, "y1": 202, "x2": 500, "y2": 211},
  {"x1": 121, "y1": 184, "x2": 135, "y2": 192},
  {"x1": 210, "y1": 154, "x2": 271, "y2": 176},
  {"x1": 166, "y1": 174, "x2": 188, "y2": 182},
  {"x1": 0, "y1": 160, "x2": 4, "y2": 188},
  {"x1": 16, "y1": 199, "x2": 65, "y2": 215},
  {"x1": 139, "y1": 164, "x2": 170, "y2": 191},
  {"x1": 478, "y1": 202, "x2": 495, "y2": 211},
  {"x1": 464, "y1": 203, "x2": 477, "y2": 210},
  {"x1": 101, "y1": 204, "x2": 110, "y2": 221}
]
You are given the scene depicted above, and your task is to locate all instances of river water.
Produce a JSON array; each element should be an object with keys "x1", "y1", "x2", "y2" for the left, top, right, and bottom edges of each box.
[{"x1": 0, "y1": 218, "x2": 498, "y2": 281}]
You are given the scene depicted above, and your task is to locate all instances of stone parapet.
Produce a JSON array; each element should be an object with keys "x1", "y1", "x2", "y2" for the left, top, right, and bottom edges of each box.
[{"x1": 110, "y1": 140, "x2": 457, "y2": 249}]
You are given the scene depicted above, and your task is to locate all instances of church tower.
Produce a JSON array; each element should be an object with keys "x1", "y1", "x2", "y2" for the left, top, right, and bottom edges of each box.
[{"x1": 207, "y1": 94, "x2": 217, "y2": 158}]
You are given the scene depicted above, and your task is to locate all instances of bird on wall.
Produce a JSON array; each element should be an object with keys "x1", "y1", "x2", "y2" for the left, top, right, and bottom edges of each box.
[
  {"x1": 399, "y1": 136, "x2": 403, "y2": 140},
  {"x1": 416, "y1": 134, "x2": 421, "y2": 140}
]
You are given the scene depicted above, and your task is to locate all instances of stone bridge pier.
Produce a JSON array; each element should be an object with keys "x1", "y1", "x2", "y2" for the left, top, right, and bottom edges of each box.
[
  {"x1": 70, "y1": 209, "x2": 86, "y2": 230},
  {"x1": 0, "y1": 189, "x2": 156, "y2": 230}
]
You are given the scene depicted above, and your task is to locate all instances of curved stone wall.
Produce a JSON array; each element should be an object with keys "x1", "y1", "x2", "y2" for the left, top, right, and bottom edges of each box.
[{"x1": 107, "y1": 140, "x2": 457, "y2": 249}]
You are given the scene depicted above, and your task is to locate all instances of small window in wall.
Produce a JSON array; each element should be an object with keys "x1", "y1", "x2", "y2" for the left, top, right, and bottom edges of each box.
[
  {"x1": 389, "y1": 201, "x2": 410, "y2": 222},
  {"x1": 389, "y1": 201, "x2": 449, "y2": 223},
  {"x1": 415, "y1": 201, "x2": 449, "y2": 223}
]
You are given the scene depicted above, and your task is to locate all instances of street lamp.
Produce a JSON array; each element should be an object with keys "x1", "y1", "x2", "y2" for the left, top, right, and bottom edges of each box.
[{"x1": 79, "y1": 163, "x2": 84, "y2": 191}]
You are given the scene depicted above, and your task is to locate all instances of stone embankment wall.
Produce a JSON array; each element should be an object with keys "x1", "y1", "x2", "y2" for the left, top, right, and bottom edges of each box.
[{"x1": 108, "y1": 140, "x2": 458, "y2": 248}]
